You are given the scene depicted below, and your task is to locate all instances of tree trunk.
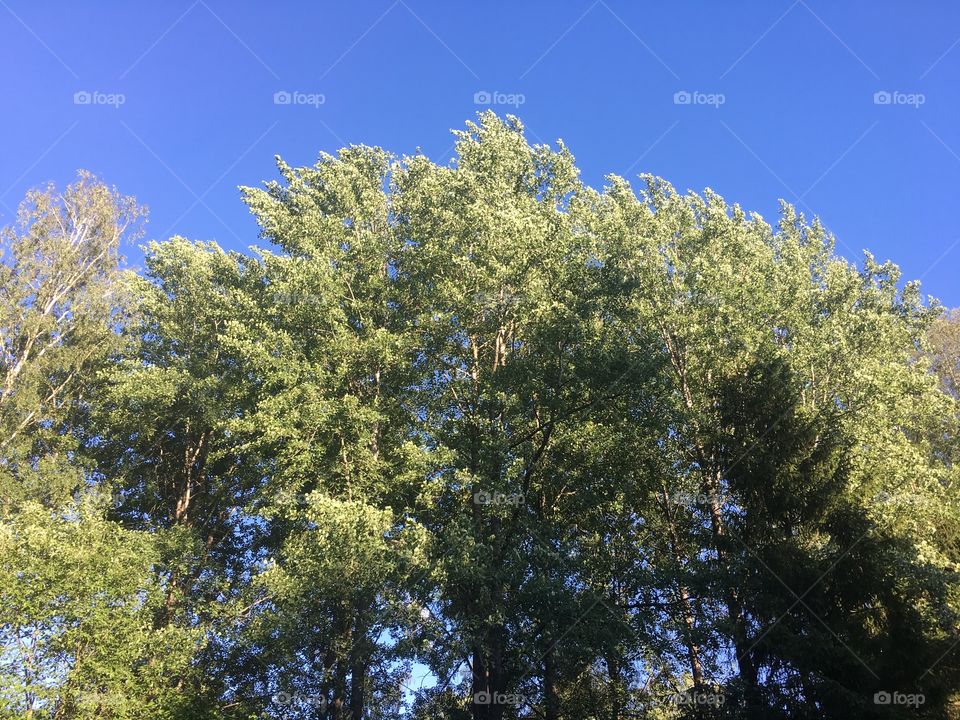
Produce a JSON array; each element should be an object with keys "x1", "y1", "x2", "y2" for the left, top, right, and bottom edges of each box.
[
  {"x1": 472, "y1": 645, "x2": 487, "y2": 720},
  {"x1": 349, "y1": 659, "x2": 365, "y2": 720},
  {"x1": 703, "y1": 471, "x2": 758, "y2": 695},
  {"x1": 606, "y1": 652, "x2": 621, "y2": 720},
  {"x1": 488, "y1": 625, "x2": 506, "y2": 720},
  {"x1": 544, "y1": 645, "x2": 559, "y2": 720},
  {"x1": 663, "y1": 330, "x2": 759, "y2": 700},
  {"x1": 660, "y1": 486, "x2": 706, "y2": 691},
  {"x1": 350, "y1": 603, "x2": 367, "y2": 720},
  {"x1": 471, "y1": 627, "x2": 506, "y2": 720}
]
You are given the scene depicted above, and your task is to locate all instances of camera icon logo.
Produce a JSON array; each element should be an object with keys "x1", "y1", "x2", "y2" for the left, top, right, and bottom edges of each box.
[
  {"x1": 274, "y1": 90, "x2": 292, "y2": 105},
  {"x1": 873, "y1": 91, "x2": 892, "y2": 105},
  {"x1": 673, "y1": 90, "x2": 692, "y2": 105},
  {"x1": 474, "y1": 90, "x2": 492, "y2": 105},
  {"x1": 74, "y1": 91, "x2": 92, "y2": 105},
  {"x1": 874, "y1": 691, "x2": 892, "y2": 705}
]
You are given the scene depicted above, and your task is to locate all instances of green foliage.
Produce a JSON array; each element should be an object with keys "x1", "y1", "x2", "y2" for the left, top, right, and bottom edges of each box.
[
  {"x1": 1, "y1": 116, "x2": 958, "y2": 719},
  {"x1": 0, "y1": 495, "x2": 205, "y2": 719},
  {"x1": 929, "y1": 308, "x2": 960, "y2": 399},
  {"x1": 0, "y1": 172, "x2": 142, "y2": 508}
]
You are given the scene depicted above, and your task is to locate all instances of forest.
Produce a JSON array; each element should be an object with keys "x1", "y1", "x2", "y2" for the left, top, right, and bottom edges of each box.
[{"x1": 1, "y1": 113, "x2": 958, "y2": 719}]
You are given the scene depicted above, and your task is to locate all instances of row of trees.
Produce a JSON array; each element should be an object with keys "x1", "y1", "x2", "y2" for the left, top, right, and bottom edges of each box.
[{"x1": 1, "y1": 114, "x2": 958, "y2": 719}]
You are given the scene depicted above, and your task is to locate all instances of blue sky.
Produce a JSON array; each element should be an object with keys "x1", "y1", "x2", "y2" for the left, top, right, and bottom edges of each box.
[{"x1": 1, "y1": 1, "x2": 958, "y2": 305}]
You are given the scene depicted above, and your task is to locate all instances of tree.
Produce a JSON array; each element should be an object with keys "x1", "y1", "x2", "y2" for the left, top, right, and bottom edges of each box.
[
  {"x1": 3, "y1": 118, "x2": 958, "y2": 719},
  {"x1": 393, "y1": 115, "x2": 649, "y2": 720},
  {"x1": 89, "y1": 237, "x2": 271, "y2": 715},
  {"x1": 586, "y1": 173, "x2": 960, "y2": 718},
  {"x1": 929, "y1": 308, "x2": 960, "y2": 399},
  {"x1": 0, "y1": 495, "x2": 205, "y2": 719},
  {"x1": 0, "y1": 177, "x2": 212, "y2": 718},
  {"x1": 0, "y1": 172, "x2": 141, "y2": 508},
  {"x1": 236, "y1": 146, "x2": 429, "y2": 718}
]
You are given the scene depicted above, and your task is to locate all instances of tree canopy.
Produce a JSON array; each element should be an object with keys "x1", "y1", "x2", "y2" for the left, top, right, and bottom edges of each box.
[{"x1": 1, "y1": 114, "x2": 958, "y2": 719}]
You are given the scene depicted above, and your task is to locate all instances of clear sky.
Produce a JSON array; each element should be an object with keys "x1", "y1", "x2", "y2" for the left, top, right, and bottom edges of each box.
[{"x1": 1, "y1": 1, "x2": 957, "y2": 306}]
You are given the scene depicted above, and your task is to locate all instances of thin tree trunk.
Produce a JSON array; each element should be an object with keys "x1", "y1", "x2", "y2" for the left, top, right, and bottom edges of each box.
[
  {"x1": 349, "y1": 603, "x2": 367, "y2": 720},
  {"x1": 349, "y1": 659, "x2": 365, "y2": 720},
  {"x1": 606, "y1": 652, "x2": 621, "y2": 720},
  {"x1": 472, "y1": 645, "x2": 487, "y2": 720},
  {"x1": 662, "y1": 326, "x2": 759, "y2": 697},
  {"x1": 660, "y1": 486, "x2": 706, "y2": 691},
  {"x1": 544, "y1": 645, "x2": 559, "y2": 720},
  {"x1": 703, "y1": 470, "x2": 758, "y2": 693}
]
